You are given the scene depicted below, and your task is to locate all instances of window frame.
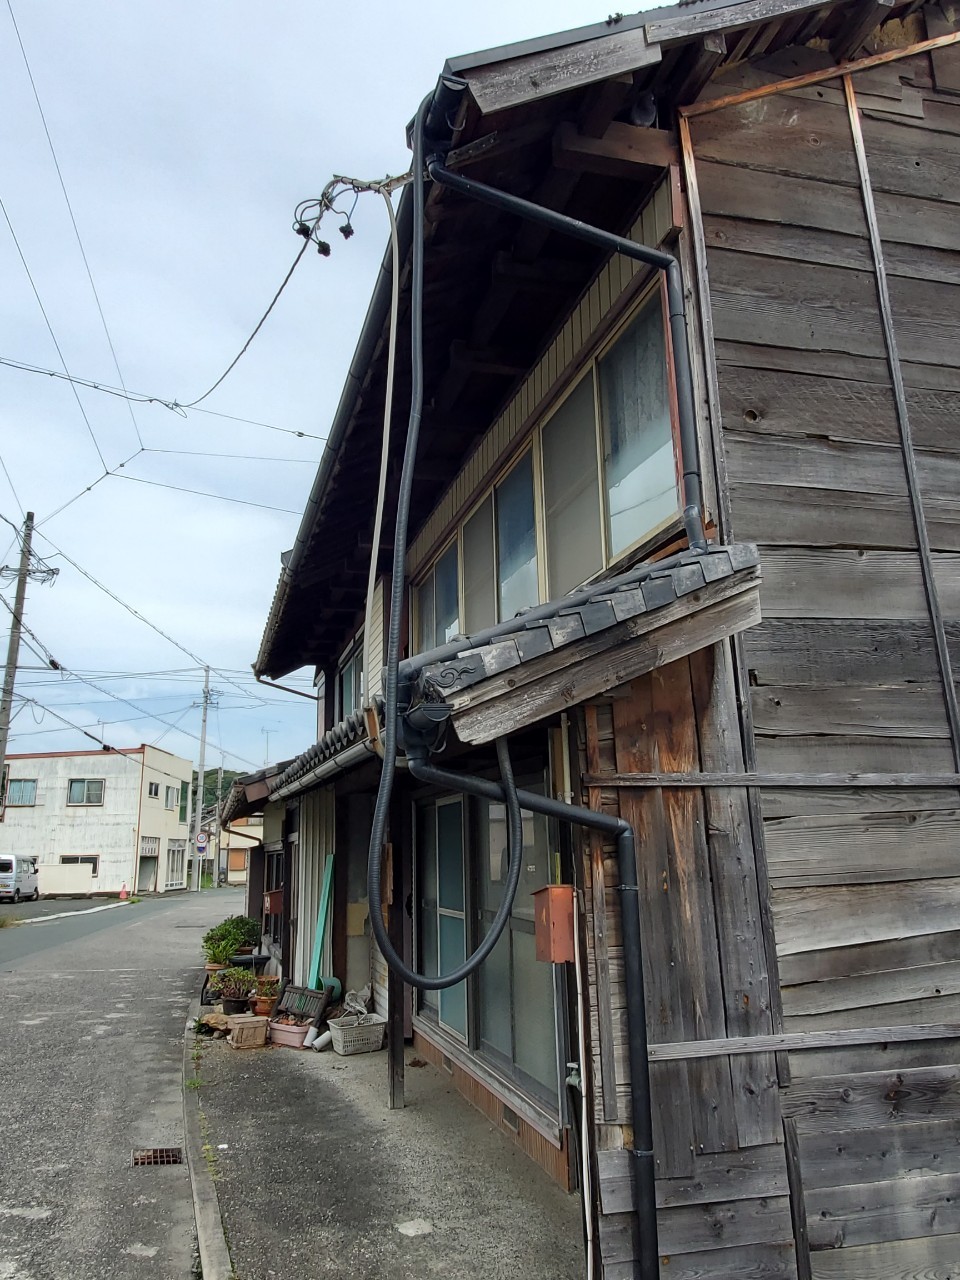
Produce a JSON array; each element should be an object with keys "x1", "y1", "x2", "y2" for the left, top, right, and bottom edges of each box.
[
  {"x1": 335, "y1": 632, "x2": 364, "y2": 722},
  {"x1": 408, "y1": 280, "x2": 682, "y2": 655},
  {"x1": 66, "y1": 778, "x2": 105, "y2": 807},
  {"x1": 60, "y1": 854, "x2": 99, "y2": 876},
  {"x1": 147, "y1": 781, "x2": 160, "y2": 799},
  {"x1": 5, "y1": 778, "x2": 37, "y2": 807}
]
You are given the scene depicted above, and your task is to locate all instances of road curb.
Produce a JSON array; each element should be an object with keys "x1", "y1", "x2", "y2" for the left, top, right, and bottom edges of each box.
[
  {"x1": 183, "y1": 1000, "x2": 235, "y2": 1280},
  {"x1": 23, "y1": 900, "x2": 133, "y2": 926}
]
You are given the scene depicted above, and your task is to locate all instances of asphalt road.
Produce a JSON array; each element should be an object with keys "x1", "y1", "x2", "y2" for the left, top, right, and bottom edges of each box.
[{"x1": 0, "y1": 886, "x2": 245, "y2": 1280}]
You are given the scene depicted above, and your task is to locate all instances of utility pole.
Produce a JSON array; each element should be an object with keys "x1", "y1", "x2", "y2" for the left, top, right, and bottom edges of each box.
[
  {"x1": 215, "y1": 761, "x2": 224, "y2": 885},
  {"x1": 0, "y1": 512, "x2": 35, "y2": 811},
  {"x1": 191, "y1": 665, "x2": 210, "y2": 891}
]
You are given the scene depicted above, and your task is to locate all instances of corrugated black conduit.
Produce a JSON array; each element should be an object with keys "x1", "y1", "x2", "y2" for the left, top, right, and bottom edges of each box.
[{"x1": 367, "y1": 78, "x2": 676, "y2": 1279}]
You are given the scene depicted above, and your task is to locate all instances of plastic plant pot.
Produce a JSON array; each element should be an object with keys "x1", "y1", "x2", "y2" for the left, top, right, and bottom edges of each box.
[{"x1": 269, "y1": 1021, "x2": 310, "y2": 1049}]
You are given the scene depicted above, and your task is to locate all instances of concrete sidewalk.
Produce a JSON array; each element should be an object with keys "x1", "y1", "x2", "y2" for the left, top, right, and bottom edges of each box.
[{"x1": 194, "y1": 1034, "x2": 584, "y2": 1280}]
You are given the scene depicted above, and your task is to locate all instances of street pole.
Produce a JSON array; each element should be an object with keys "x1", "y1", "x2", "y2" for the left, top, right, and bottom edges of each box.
[
  {"x1": 192, "y1": 665, "x2": 209, "y2": 891},
  {"x1": 0, "y1": 512, "x2": 35, "y2": 808},
  {"x1": 215, "y1": 762, "x2": 223, "y2": 885}
]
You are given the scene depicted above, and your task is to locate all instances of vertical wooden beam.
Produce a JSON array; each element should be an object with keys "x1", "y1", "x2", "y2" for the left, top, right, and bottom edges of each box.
[
  {"x1": 783, "y1": 1117, "x2": 813, "y2": 1280},
  {"x1": 844, "y1": 74, "x2": 960, "y2": 770},
  {"x1": 584, "y1": 703, "x2": 620, "y2": 1122},
  {"x1": 677, "y1": 118, "x2": 788, "y2": 1089}
]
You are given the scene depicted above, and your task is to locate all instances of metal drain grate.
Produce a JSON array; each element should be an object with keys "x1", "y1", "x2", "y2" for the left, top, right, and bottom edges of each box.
[{"x1": 132, "y1": 1147, "x2": 183, "y2": 1167}]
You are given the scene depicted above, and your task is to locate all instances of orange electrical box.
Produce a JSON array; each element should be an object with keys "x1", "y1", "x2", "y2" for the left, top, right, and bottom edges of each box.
[
  {"x1": 264, "y1": 888, "x2": 283, "y2": 916},
  {"x1": 533, "y1": 885, "x2": 576, "y2": 963}
]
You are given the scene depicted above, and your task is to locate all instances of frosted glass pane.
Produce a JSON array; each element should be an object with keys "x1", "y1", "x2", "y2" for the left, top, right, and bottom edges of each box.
[
  {"x1": 478, "y1": 923, "x2": 512, "y2": 1059},
  {"x1": 437, "y1": 801, "x2": 464, "y2": 912},
  {"x1": 496, "y1": 452, "x2": 538, "y2": 620},
  {"x1": 416, "y1": 577, "x2": 434, "y2": 655},
  {"x1": 480, "y1": 801, "x2": 508, "y2": 913},
  {"x1": 439, "y1": 915, "x2": 467, "y2": 1036},
  {"x1": 462, "y1": 496, "x2": 496, "y2": 634},
  {"x1": 600, "y1": 298, "x2": 678, "y2": 557},
  {"x1": 434, "y1": 543, "x2": 460, "y2": 645},
  {"x1": 418, "y1": 805, "x2": 438, "y2": 1012},
  {"x1": 513, "y1": 929, "x2": 558, "y2": 1098},
  {"x1": 514, "y1": 809, "x2": 551, "y2": 921},
  {"x1": 542, "y1": 374, "x2": 603, "y2": 595}
]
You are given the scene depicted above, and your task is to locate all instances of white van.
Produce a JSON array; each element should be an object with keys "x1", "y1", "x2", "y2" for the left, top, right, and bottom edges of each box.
[{"x1": 0, "y1": 855, "x2": 39, "y2": 903}]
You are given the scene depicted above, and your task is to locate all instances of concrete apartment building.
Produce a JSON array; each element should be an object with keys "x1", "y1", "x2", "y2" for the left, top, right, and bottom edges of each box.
[{"x1": 0, "y1": 745, "x2": 193, "y2": 895}]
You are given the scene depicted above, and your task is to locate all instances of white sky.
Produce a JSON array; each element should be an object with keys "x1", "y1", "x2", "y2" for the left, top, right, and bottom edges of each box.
[{"x1": 0, "y1": 0, "x2": 616, "y2": 773}]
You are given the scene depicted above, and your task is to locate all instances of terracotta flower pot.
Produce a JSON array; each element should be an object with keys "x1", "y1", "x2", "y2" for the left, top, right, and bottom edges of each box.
[
  {"x1": 204, "y1": 962, "x2": 228, "y2": 974},
  {"x1": 250, "y1": 996, "x2": 278, "y2": 1017}
]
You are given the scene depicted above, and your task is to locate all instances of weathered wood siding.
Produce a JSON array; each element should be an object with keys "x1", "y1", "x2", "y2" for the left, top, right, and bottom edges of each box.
[
  {"x1": 579, "y1": 649, "x2": 797, "y2": 1279},
  {"x1": 688, "y1": 34, "x2": 960, "y2": 1274}
]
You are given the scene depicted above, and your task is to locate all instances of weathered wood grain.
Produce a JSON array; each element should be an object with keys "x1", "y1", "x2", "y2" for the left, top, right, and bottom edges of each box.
[
  {"x1": 650, "y1": 659, "x2": 738, "y2": 1155},
  {"x1": 743, "y1": 620, "x2": 942, "y2": 686},
  {"x1": 598, "y1": 1143, "x2": 789, "y2": 1213},
  {"x1": 752, "y1": 685, "x2": 950, "y2": 739},
  {"x1": 755, "y1": 734, "x2": 956, "y2": 777},
  {"x1": 612, "y1": 677, "x2": 696, "y2": 1176},
  {"x1": 691, "y1": 643, "x2": 781, "y2": 1146},
  {"x1": 725, "y1": 430, "x2": 909, "y2": 498},
  {"x1": 785, "y1": 994, "x2": 960, "y2": 1034},
  {"x1": 598, "y1": 1193, "x2": 794, "y2": 1260},
  {"x1": 773, "y1": 878, "x2": 960, "y2": 956},
  {"x1": 584, "y1": 703, "x2": 619, "y2": 1123},
  {"x1": 862, "y1": 111, "x2": 960, "y2": 204},
  {"x1": 782, "y1": 1063, "x2": 960, "y2": 1133},
  {"x1": 716, "y1": 339, "x2": 960, "y2": 395},
  {"x1": 718, "y1": 363, "x2": 900, "y2": 447},
  {"x1": 607, "y1": 1241, "x2": 797, "y2": 1280},
  {"x1": 784, "y1": 959, "x2": 960, "y2": 1016},
  {"x1": 809, "y1": 1230, "x2": 960, "y2": 1279},
  {"x1": 762, "y1": 784, "x2": 960, "y2": 820},
  {"x1": 759, "y1": 549, "x2": 928, "y2": 620},
  {"x1": 709, "y1": 250, "x2": 887, "y2": 357},
  {"x1": 807, "y1": 1170, "x2": 960, "y2": 1250},
  {"x1": 691, "y1": 93, "x2": 860, "y2": 185},
  {"x1": 732, "y1": 484, "x2": 923, "y2": 550},
  {"x1": 765, "y1": 807, "x2": 960, "y2": 888},
  {"x1": 780, "y1": 929, "x2": 960, "y2": 986},
  {"x1": 799, "y1": 1117, "x2": 960, "y2": 1188},
  {"x1": 791, "y1": 1036, "x2": 960, "y2": 1080}
]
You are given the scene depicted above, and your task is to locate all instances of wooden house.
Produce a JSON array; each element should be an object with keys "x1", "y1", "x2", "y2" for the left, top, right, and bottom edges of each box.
[{"x1": 248, "y1": 2, "x2": 960, "y2": 1275}]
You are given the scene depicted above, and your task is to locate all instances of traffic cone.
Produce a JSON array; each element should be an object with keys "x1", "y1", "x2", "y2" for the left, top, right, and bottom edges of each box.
[{"x1": 119, "y1": 883, "x2": 128, "y2": 901}]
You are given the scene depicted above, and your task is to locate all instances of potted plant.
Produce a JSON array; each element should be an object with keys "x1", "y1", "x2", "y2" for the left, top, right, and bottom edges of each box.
[
  {"x1": 249, "y1": 975, "x2": 281, "y2": 1017},
  {"x1": 269, "y1": 1011, "x2": 312, "y2": 1049},
  {"x1": 203, "y1": 935, "x2": 237, "y2": 972},
  {"x1": 208, "y1": 966, "x2": 257, "y2": 1014}
]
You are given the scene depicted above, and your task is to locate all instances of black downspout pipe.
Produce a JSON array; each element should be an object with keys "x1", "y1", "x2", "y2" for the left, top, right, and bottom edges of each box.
[
  {"x1": 424, "y1": 157, "x2": 707, "y2": 556},
  {"x1": 406, "y1": 752, "x2": 659, "y2": 1280}
]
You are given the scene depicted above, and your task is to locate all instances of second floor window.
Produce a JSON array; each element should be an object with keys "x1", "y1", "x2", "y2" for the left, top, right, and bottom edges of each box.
[
  {"x1": 337, "y1": 639, "x2": 363, "y2": 719},
  {"x1": 148, "y1": 781, "x2": 160, "y2": 799},
  {"x1": 6, "y1": 779, "x2": 37, "y2": 806},
  {"x1": 165, "y1": 785, "x2": 178, "y2": 810},
  {"x1": 410, "y1": 284, "x2": 679, "y2": 655},
  {"x1": 67, "y1": 779, "x2": 104, "y2": 806}
]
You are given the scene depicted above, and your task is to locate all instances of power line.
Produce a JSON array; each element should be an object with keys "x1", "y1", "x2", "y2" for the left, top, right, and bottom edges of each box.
[
  {"x1": 178, "y1": 237, "x2": 312, "y2": 409},
  {"x1": 142, "y1": 447, "x2": 317, "y2": 464},
  {"x1": 0, "y1": 593, "x2": 255, "y2": 766},
  {"x1": 35, "y1": 451, "x2": 140, "y2": 526},
  {"x1": 0, "y1": 196, "x2": 108, "y2": 471},
  {"x1": 9, "y1": 692, "x2": 202, "y2": 785},
  {"x1": 111, "y1": 472, "x2": 301, "y2": 515},
  {"x1": 0, "y1": 453, "x2": 25, "y2": 518},
  {"x1": 0, "y1": 356, "x2": 327, "y2": 441},
  {"x1": 5, "y1": 0, "x2": 143, "y2": 452},
  {"x1": 30, "y1": 529, "x2": 266, "y2": 706}
]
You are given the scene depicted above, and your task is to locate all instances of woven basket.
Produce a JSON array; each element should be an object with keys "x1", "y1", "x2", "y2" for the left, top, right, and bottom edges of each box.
[{"x1": 328, "y1": 1012, "x2": 386, "y2": 1056}]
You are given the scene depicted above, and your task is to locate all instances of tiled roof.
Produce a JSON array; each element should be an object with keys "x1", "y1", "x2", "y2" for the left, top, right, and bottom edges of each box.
[
  {"x1": 416, "y1": 543, "x2": 760, "y2": 701},
  {"x1": 270, "y1": 706, "x2": 372, "y2": 793}
]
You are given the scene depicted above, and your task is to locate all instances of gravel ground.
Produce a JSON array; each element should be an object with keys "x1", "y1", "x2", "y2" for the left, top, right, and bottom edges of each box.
[
  {"x1": 0, "y1": 885, "x2": 245, "y2": 1280},
  {"x1": 199, "y1": 1031, "x2": 585, "y2": 1280}
]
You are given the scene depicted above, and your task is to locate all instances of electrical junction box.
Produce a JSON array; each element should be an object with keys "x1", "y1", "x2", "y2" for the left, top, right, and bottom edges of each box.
[{"x1": 533, "y1": 885, "x2": 575, "y2": 963}]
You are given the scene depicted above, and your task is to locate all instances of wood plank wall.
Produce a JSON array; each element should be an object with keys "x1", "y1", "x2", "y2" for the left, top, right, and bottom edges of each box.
[
  {"x1": 579, "y1": 652, "x2": 798, "y2": 1279},
  {"x1": 689, "y1": 33, "x2": 960, "y2": 1276}
]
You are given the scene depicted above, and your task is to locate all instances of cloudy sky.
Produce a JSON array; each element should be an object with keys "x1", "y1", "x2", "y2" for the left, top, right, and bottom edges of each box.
[{"x1": 0, "y1": 0, "x2": 613, "y2": 775}]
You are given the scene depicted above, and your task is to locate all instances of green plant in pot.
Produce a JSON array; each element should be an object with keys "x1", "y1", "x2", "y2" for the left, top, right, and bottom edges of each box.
[
  {"x1": 209, "y1": 966, "x2": 257, "y2": 1014},
  {"x1": 203, "y1": 935, "x2": 237, "y2": 971},
  {"x1": 249, "y1": 974, "x2": 280, "y2": 1016}
]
